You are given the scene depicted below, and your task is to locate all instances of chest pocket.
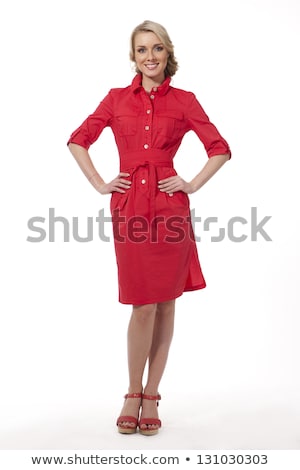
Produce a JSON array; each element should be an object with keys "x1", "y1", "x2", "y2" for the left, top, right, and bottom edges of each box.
[
  {"x1": 115, "y1": 115, "x2": 137, "y2": 136},
  {"x1": 156, "y1": 110, "x2": 185, "y2": 138}
]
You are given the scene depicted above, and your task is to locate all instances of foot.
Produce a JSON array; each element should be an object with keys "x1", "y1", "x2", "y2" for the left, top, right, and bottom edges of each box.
[
  {"x1": 117, "y1": 393, "x2": 142, "y2": 433},
  {"x1": 139, "y1": 393, "x2": 161, "y2": 435}
]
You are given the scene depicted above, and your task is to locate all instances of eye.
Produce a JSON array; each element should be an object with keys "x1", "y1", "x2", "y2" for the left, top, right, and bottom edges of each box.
[
  {"x1": 155, "y1": 45, "x2": 164, "y2": 52},
  {"x1": 137, "y1": 47, "x2": 146, "y2": 54}
]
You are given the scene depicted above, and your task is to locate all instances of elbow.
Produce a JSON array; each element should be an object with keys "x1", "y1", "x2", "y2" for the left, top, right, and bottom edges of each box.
[
  {"x1": 210, "y1": 152, "x2": 231, "y2": 163},
  {"x1": 67, "y1": 142, "x2": 77, "y2": 156},
  {"x1": 219, "y1": 151, "x2": 231, "y2": 162},
  {"x1": 67, "y1": 142, "x2": 87, "y2": 153},
  {"x1": 67, "y1": 142, "x2": 76, "y2": 151}
]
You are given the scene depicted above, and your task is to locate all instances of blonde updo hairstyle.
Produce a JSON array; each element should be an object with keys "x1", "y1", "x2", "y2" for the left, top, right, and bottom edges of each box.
[{"x1": 130, "y1": 20, "x2": 179, "y2": 77}]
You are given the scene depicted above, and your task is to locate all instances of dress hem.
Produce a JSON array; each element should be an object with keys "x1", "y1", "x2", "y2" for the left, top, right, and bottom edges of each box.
[{"x1": 118, "y1": 283, "x2": 206, "y2": 305}]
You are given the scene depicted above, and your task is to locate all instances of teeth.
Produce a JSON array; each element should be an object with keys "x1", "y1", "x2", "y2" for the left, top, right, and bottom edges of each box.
[{"x1": 145, "y1": 64, "x2": 158, "y2": 70}]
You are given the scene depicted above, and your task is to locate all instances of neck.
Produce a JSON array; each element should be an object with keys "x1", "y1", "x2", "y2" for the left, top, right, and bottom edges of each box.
[{"x1": 142, "y1": 75, "x2": 165, "y2": 93}]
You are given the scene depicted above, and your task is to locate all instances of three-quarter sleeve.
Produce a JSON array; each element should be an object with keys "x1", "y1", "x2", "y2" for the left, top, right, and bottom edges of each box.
[
  {"x1": 67, "y1": 90, "x2": 114, "y2": 149},
  {"x1": 186, "y1": 93, "x2": 231, "y2": 158}
]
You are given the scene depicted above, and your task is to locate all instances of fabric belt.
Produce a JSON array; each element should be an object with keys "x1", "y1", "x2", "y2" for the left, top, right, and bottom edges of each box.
[{"x1": 120, "y1": 158, "x2": 174, "y2": 224}]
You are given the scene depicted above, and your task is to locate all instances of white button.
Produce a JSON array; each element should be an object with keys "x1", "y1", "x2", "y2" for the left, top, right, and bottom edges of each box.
[
  {"x1": 145, "y1": 125, "x2": 150, "y2": 131},
  {"x1": 144, "y1": 144, "x2": 149, "y2": 149},
  {"x1": 169, "y1": 193, "x2": 174, "y2": 197},
  {"x1": 146, "y1": 109, "x2": 151, "y2": 114},
  {"x1": 141, "y1": 179, "x2": 146, "y2": 184},
  {"x1": 153, "y1": 87, "x2": 157, "y2": 92},
  {"x1": 150, "y1": 94, "x2": 155, "y2": 99}
]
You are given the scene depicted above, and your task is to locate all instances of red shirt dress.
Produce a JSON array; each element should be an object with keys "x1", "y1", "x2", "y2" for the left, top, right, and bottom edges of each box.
[{"x1": 68, "y1": 74, "x2": 231, "y2": 305}]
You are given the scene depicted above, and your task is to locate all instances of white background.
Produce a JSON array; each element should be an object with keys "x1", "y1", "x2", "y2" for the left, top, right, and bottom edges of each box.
[{"x1": 0, "y1": 0, "x2": 299, "y2": 455}]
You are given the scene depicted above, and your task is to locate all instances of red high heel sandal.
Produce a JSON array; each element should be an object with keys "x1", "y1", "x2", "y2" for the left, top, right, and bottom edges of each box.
[
  {"x1": 116, "y1": 393, "x2": 142, "y2": 434},
  {"x1": 139, "y1": 393, "x2": 162, "y2": 436}
]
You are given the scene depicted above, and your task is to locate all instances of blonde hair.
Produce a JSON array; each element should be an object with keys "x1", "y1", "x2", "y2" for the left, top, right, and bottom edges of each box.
[{"x1": 130, "y1": 20, "x2": 179, "y2": 77}]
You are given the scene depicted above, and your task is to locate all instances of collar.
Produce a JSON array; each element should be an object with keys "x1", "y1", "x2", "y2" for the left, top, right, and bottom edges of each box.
[{"x1": 131, "y1": 73, "x2": 171, "y2": 96}]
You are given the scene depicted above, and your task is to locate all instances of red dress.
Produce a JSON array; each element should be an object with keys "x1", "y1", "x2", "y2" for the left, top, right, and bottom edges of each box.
[{"x1": 68, "y1": 74, "x2": 231, "y2": 304}]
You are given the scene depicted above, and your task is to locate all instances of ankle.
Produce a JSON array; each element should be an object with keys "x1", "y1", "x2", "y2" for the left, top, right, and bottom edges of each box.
[
  {"x1": 128, "y1": 385, "x2": 143, "y2": 395},
  {"x1": 143, "y1": 387, "x2": 159, "y2": 396}
]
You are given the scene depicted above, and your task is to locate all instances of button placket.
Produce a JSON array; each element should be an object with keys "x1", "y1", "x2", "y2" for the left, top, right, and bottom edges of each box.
[
  {"x1": 139, "y1": 169, "x2": 148, "y2": 193},
  {"x1": 142, "y1": 94, "x2": 154, "y2": 150}
]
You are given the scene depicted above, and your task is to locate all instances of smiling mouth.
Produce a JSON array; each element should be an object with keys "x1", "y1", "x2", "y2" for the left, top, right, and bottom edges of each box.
[{"x1": 145, "y1": 63, "x2": 159, "y2": 70}]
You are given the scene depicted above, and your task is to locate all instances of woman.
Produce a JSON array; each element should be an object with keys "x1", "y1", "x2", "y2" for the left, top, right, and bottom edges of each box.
[{"x1": 67, "y1": 20, "x2": 231, "y2": 436}]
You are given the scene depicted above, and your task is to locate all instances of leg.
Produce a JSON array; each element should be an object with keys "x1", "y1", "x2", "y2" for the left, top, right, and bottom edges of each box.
[
  {"x1": 140, "y1": 299, "x2": 175, "y2": 432},
  {"x1": 117, "y1": 303, "x2": 157, "y2": 431},
  {"x1": 127, "y1": 303, "x2": 157, "y2": 391}
]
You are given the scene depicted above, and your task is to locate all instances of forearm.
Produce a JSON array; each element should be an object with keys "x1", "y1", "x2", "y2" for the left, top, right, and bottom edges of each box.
[
  {"x1": 189, "y1": 153, "x2": 230, "y2": 193},
  {"x1": 68, "y1": 143, "x2": 105, "y2": 192}
]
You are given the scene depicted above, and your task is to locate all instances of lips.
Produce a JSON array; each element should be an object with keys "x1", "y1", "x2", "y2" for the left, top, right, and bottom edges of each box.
[{"x1": 145, "y1": 63, "x2": 159, "y2": 70}]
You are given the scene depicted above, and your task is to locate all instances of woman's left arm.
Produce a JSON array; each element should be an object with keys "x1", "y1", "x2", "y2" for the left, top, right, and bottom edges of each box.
[{"x1": 158, "y1": 153, "x2": 230, "y2": 194}]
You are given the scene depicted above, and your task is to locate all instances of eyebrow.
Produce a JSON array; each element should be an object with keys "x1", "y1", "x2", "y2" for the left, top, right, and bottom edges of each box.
[{"x1": 136, "y1": 43, "x2": 164, "y2": 48}]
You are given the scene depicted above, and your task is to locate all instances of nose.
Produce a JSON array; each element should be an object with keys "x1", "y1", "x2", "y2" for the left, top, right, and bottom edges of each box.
[{"x1": 147, "y1": 49, "x2": 155, "y2": 61}]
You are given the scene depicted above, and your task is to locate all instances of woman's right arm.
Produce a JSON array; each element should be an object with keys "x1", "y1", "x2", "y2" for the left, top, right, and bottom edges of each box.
[{"x1": 68, "y1": 143, "x2": 131, "y2": 194}]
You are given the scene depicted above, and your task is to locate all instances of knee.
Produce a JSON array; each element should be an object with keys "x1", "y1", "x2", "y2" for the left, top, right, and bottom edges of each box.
[
  {"x1": 132, "y1": 303, "x2": 157, "y2": 322},
  {"x1": 156, "y1": 300, "x2": 175, "y2": 316}
]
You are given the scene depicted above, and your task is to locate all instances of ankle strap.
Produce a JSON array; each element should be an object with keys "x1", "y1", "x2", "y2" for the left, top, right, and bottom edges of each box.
[
  {"x1": 142, "y1": 393, "x2": 161, "y2": 401},
  {"x1": 124, "y1": 392, "x2": 142, "y2": 399}
]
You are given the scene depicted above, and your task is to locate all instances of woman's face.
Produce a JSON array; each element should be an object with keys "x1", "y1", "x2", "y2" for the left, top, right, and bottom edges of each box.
[{"x1": 133, "y1": 31, "x2": 169, "y2": 84}]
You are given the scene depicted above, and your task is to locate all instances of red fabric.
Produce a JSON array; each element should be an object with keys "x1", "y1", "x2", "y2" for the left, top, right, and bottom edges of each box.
[{"x1": 68, "y1": 74, "x2": 231, "y2": 304}]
